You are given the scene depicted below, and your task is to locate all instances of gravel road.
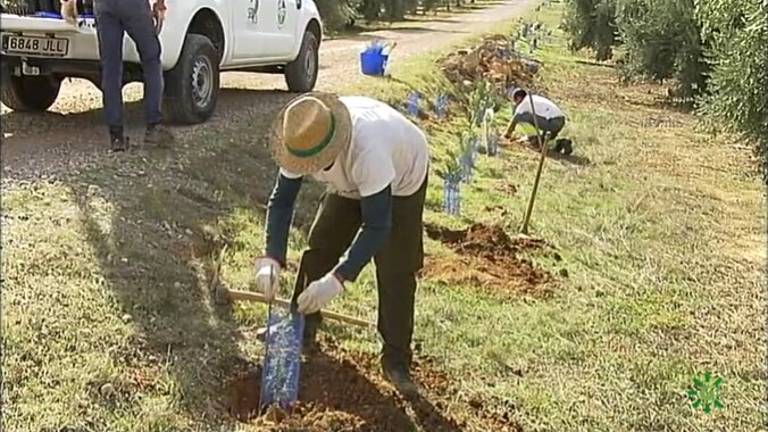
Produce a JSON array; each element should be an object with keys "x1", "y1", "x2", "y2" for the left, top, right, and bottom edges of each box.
[{"x1": 1, "y1": 0, "x2": 536, "y2": 181}]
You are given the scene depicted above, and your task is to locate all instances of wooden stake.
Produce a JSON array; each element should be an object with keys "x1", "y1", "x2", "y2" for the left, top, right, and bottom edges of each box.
[{"x1": 521, "y1": 91, "x2": 549, "y2": 235}]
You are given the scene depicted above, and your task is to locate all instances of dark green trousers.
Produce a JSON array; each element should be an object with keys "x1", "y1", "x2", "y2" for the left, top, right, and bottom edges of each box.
[{"x1": 291, "y1": 177, "x2": 428, "y2": 369}]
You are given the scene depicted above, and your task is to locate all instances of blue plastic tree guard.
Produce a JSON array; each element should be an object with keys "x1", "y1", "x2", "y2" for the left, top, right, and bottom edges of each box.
[
  {"x1": 259, "y1": 303, "x2": 305, "y2": 413},
  {"x1": 443, "y1": 177, "x2": 461, "y2": 216},
  {"x1": 460, "y1": 143, "x2": 475, "y2": 183},
  {"x1": 434, "y1": 94, "x2": 449, "y2": 119},
  {"x1": 406, "y1": 91, "x2": 421, "y2": 117},
  {"x1": 469, "y1": 137, "x2": 479, "y2": 164},
  {"x1": 486, "y1": 129, "x2": 499, "y2": 156}
]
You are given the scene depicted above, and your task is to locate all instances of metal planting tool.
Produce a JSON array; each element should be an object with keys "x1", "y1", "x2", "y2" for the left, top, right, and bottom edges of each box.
[{"x1": 258, "y1": 268, "x2": 305, "y2": 413}]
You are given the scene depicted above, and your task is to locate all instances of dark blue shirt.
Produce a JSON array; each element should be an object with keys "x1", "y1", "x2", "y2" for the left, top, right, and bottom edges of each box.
[{"x1": 265, "y1": 173, "x2": 393, "y2": 282}]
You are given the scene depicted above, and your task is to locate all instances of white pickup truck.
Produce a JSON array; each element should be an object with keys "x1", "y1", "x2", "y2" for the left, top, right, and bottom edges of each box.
[{"x1": 0, "y1": 0, "x2": 323, "y2": 123}]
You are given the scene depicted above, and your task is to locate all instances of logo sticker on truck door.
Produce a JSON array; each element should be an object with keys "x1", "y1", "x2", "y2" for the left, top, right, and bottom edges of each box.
[
  {"x1": 248, "y1": 0, "x2": 260, "y2": 24},
  {"x1": 277, "y1": 0, "x2": 287, "y2": 28}
]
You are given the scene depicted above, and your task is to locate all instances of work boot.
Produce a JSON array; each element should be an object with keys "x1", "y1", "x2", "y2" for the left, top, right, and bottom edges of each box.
[
  {"x1": 553, "y1": 138, "x2": 573, "y2": 155},
  {"x1": 382, "y1": 359, "x2": 420, "y2": 398},
  {"x1": 144, "y1": 124, "x2": 175, "y2": 148},
  {"x1": 109, "y1": 134, "x2": 128, "y2": 152},
  {"x1": 108, "y1": 126, "x2": 128, "y2": 152},
  {"x1": 553, "y1": 139, "x2": 565, "y2": 154},
  {"x1": 561, "y1": 139, "x2": 573, "y2": 155}
]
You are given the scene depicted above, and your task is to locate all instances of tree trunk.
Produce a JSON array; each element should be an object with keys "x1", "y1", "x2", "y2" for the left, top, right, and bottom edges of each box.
[
  {"x1": 360, "y1": 0, "x2": 381, "y2": 20},
  {"x1": 385, "y1": 0, "x2": 405, "y2": 20}
]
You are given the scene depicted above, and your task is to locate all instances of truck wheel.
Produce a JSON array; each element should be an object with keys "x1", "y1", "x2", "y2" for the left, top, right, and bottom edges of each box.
[
  {"x1": 164, "y1": 34, "x2": 220, "y2": 124},
  {"x1": 0, "y1": 75, "x2": 61, "y2": 112},
  {"x1": 285, "y1": 30, "x2": 319, "y2": 93}
]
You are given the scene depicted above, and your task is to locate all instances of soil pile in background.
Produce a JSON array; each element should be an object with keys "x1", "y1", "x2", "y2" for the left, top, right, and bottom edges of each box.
[
  {"x1": 423, "y1": 223, "x2": 554, "y2": 296},
  {"x1": 227, "y1": 341, "x2": 522, "y2": 431},
  {"x1": 440, "y1": 34, "x2": 539, "y2": 95}
]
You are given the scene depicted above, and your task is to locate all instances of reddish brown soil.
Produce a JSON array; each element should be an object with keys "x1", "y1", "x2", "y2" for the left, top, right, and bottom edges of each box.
[
  {"x1": 422, "y1": 223, "x2": 553, "y2": 297},
  {"x1": 227, "y1": 341, "x2": 522, "y2": 431}
]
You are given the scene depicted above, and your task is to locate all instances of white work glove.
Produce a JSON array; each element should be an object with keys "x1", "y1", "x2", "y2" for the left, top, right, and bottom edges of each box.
[
  {"x1": 297, "y1": 273, "x2": 344, "y2": 314},
  {"x1": 254, "y1": 257, "x2": 281, "y2": 301}
]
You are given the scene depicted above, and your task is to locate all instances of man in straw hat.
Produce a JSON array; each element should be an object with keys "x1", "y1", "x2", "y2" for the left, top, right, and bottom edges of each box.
[{"x1": 255, "y1": 93, "x2": 429, "y2": 395}]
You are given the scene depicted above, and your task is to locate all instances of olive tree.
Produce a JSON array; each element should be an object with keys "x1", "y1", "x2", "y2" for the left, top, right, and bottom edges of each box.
[{"x1": 697, "y1": 0, "x2": 768, "y2": 178}]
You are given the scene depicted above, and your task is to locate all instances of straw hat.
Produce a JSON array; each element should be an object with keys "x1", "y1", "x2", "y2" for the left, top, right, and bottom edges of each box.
[{"x1": 268, "y1": 93, "x2": 352, "y2": 175}]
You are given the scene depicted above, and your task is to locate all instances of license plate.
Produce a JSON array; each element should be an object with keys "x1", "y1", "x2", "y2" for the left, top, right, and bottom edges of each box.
[{"x1": 1, "y1": 35, "x2": 69, "y2": 57}]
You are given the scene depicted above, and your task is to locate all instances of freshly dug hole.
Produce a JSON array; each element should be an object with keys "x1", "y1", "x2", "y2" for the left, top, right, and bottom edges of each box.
[
  {"x1": 227, "y1": 366, "x2": 265, "y2": 422},
  {"x1": 226, "y1": 342, "x2": 522, "y2": 431}
]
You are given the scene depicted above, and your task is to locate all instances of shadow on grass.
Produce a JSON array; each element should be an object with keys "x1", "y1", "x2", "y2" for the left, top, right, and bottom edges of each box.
[
  {"x1": 574, "y1": 59, "x2": 620, "y2": 69},
  {"x1": 548, "y1": 151, "x2": 592, "y2": 166},
  {"x1": 517, "y1": 141, "x2": 593, "y2": 167},
  {"x1": 335, "y1": 25, "x2": 469, "y2": 43},
  {"x1": 53, "y1": 89, "x2": 326, "y2": 427},
  {"x1": 413, "y1": 17, "x2": 464, "y2": 24},
  {"x1": 623, "y1": 96, "x2": 695, "y2": 114}
]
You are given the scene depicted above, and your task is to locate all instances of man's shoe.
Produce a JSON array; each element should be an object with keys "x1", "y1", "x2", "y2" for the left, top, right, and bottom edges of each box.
[
  {"x1": 561, "y1": 139, "x2": 573, "y2": 155},
  {"x1": 382, "y1": 362, "x2": 420, "y2": 397},
  {"x1": 110, "y1": 135, "x2": 129, "y2": 152},
  {"x1": 144, "y1": 124, "x2": 175, "y2": 147},
  {"x1": 552, "y1": 139, "x2": 565, "y2": 154}
]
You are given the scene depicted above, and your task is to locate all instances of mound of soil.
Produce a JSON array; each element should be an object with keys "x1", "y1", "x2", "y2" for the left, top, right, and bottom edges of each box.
[
  {"x1": 227, "y1": 341, "x2": 522, "y2": 431},
  {"x1": 423, "y1": 223, "x2": 553, "y2": 296},
  {"x1": 440, "y1": 34, "x2": 539, "y2": 95}
]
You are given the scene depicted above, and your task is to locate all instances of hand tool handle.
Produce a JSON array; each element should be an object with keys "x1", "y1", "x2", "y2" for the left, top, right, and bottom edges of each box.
[
  {"x1": 225, "y1": 288, "x2": 373, "y2": 328},
  {"x1": 521, "y1": 91, "x2": 548, "y2": 234}
]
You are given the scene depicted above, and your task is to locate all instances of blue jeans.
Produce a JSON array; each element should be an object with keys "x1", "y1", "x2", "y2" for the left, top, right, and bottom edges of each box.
[{"x1": 95, "y1": 0, "x2": 163, "y2": 133}]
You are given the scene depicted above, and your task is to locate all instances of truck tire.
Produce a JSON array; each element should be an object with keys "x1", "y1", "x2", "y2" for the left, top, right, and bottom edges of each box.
[
  {"x1": 163, "y1": 34, "x2": 220, "y2": 124},
  {"x1": 285, "y1": 30, "x2": 319, "y2": 93},
  {"x1": 0, "y1": 75, "x2": 61, "y2": 112}
]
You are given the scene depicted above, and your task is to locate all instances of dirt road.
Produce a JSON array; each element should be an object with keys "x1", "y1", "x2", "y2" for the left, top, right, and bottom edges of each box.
[{"x1": 1, "y1": 0, "x2": 535, "y2": 180}]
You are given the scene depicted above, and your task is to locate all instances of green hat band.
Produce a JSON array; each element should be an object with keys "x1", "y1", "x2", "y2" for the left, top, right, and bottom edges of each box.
[{"x1": 287, "y1": 114, "x2": 337, "y2": 158}]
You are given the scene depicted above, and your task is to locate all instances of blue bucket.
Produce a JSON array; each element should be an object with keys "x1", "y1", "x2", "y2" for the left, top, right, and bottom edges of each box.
[{"x1": 360, "y1": 50, "x2": 388, "y2": 76}]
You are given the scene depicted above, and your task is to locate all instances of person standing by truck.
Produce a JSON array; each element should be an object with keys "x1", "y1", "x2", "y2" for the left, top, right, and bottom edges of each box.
[{"x1": 92, "y1": 0, "x2": 174, "y2": 150}]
